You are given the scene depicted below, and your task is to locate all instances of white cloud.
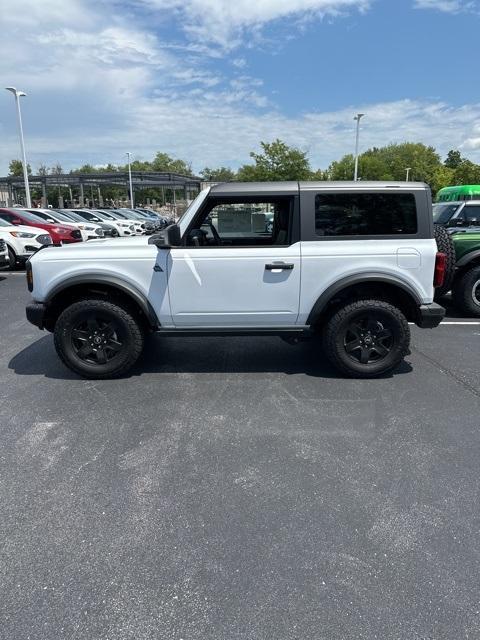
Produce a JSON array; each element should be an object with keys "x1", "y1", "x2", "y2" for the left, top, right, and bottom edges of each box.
[
  {"x1": 414, "y1": 0, "x2": 476, "y2": 13},
  {"x1": 2, "y1": 0, "x2": 480, "y2": 177},
  {"x1": 139, "y1": 0, "x2": 371, "y2": 49}
]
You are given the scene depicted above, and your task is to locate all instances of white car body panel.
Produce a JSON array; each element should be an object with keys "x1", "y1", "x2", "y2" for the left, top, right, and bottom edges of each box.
[
  {"x1": 168, "y1": 244, "x2": 301, "y2": 326},
  {"x1": 0, "y1": 224, "x2": 52, "y2": 259},
  {"x1": 298, "y1": 238, "x2": 436, "y2": 324}
]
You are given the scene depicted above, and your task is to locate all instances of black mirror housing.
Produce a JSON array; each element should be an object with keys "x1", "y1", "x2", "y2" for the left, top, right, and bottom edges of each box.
[{"x1": 148, "y1": 224, "x2": 181, "y2": 248}]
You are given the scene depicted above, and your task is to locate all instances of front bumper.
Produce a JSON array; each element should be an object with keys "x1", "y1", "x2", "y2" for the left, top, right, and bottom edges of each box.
[
  {"x1": 416, "y1": 303, "x2": 445, "y2": 328},
  {"x1": 26, "y1": 302, "x2": 46, "y2": 329}
]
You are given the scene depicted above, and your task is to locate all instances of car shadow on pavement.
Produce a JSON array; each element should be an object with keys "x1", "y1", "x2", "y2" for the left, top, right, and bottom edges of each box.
[{"x1": 9, "y1": 333, "x2": 413, "y2": 380}]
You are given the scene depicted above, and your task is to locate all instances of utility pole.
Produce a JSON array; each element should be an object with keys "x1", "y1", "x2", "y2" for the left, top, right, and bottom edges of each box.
[
  {"x1": 353, "y1": 113, "x2": 365, "y2": 182},
  {"x1": 5, "y1": 87, "x2": 32, "y2": 207}
]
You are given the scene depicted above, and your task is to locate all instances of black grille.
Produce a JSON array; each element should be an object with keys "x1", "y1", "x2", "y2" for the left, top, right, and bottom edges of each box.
[
  {"x1": 37, "y1": 234, "x2": 52, "y2": 245},
  {"x1": 0, "y1": 239, "x2": 5, "y2": 252},
  {"x1": 72, "y1": 229, "x2": 82, "y2": 239}
]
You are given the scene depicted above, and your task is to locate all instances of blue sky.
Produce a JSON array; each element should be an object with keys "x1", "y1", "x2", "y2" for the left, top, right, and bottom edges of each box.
[{"x1": 1, "y1": 0, "x2": 480, "y2": 175}]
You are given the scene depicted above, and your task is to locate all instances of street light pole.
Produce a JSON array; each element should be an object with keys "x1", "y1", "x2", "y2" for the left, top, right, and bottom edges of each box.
[
  {"x1": 5, "y1": 87, "x2": 32, "y2": 208},
  {"x1": 126, "y1": 152, "x2": 134, "y2": 208},
  {"x1": 353, "y1": 113, "x2": 365, "y2": 182},
  {"x1": 405, "y1": 167, "x2": 412, "y2": 182}
]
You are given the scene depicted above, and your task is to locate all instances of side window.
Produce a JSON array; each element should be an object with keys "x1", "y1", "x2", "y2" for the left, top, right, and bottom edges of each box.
[
  {"x1": 464, "y1": 205, "x2": 480, "y2": 225},
  {"x1": 0, "y1": 213, "x2": 15, "y2": 223},
  {"x1": 315, "y1": 192, "x2": 418, "y2": 237},
  {"x1": 187, "y1": 198, "x2": 294, "y2": 247}
]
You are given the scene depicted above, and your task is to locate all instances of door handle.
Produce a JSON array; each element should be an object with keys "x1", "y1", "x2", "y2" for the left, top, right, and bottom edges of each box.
[{"x1": 265, "y1": 263, "x2": 294, "y2": 271}]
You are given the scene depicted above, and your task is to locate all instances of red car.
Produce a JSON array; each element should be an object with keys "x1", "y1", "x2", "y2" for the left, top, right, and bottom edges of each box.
[{"x1": 0, "y1": 208, "x2": 83, "y2": 244}]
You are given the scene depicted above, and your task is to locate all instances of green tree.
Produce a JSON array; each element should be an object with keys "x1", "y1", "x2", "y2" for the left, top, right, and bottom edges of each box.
[
  {"x1": 151, "y1": 152, "x2": 192, "y2": 175},
  {"x1": 445, "y1": 149, "x2": 464, "y2": 169},
  {"x1": 328, "y1": 143, "x2": 442, "y2": 184},
  {"x1": 453, "y1": 160, "x2": 480, "y2": 185},
  {"x1": 430, "y1": 165, "x2": 455, "y2": 197},
  {"x1": 200, "y1": 166, "x2": 236, "y2": 181},
  {"x1": 9, "y1": 159, "x2": 31, "y2": 176},
  {"x1": 237, "y1": 139, "x2": 311, "y2": 181}
]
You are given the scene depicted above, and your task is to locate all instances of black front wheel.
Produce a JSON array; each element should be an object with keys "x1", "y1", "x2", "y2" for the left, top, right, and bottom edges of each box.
[
  {"x1": 54, "y1": 299, "x2": 144, "y2": 378},
  {"x1": 323, "y1": 299, "x2": 410, "y2": 378}
]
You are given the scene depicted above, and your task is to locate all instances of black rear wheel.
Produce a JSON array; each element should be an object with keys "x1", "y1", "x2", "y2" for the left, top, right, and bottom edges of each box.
[
  {"x1": 452, "y1": 265, "x2": 480, "y2": 317},
  {"x1": 323, "y1": 299, "x2": 410, "y2": 378},
  {"x1": 54, "y1": 299, "x2": 144, "y2": 378}
]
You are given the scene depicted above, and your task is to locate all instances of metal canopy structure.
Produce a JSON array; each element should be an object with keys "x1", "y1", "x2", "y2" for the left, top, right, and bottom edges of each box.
[{"x1": 0, "y1": 171, "x2": 203, "y2": 207}]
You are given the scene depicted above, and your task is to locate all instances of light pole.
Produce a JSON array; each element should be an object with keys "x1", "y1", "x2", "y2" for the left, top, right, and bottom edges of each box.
[
  {"x1": 405, "y1": 167, "x2": 412, "y2": 182},
  {"x1": 353, "y1": 113, "x2": 365, "y2": 182},
  {"x1": 126, "y1": 152, "x2": 134, "y2": 208},
  {"x1": 5, "y1": 87, "x2": 32, "y2": 207}
]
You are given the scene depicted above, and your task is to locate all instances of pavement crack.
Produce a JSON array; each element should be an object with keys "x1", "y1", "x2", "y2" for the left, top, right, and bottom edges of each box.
[{"x1": 412, "y1": 345, "x2": 480, "y2": 399}]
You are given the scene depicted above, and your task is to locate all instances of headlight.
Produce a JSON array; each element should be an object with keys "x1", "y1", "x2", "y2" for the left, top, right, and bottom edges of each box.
[{"x1": 10, "y1": 231, "x2": 35, "y2": 238}]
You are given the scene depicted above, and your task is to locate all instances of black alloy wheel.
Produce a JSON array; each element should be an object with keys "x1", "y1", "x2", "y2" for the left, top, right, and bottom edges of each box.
[
  {"x1": 70, "y1": 314, "x2": 124, "y2": 365},
  {"x1": 343, "y1": 314, "x2": 394, "y2": 365}
]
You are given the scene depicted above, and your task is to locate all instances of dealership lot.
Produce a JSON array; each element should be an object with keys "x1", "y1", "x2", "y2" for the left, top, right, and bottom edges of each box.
[{"x1": 1, "y1": 272, "x2": 479, "y2": 639}]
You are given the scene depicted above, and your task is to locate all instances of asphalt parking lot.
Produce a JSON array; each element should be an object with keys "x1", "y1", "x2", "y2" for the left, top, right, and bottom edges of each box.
[{"x1": 1, "y1": 271, "x2": 479, "y2": 640}]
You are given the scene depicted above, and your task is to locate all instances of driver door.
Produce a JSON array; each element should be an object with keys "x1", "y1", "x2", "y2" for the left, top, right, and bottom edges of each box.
[{"x1": 167, "y1": 197, "x2": 301, "y2": 327}]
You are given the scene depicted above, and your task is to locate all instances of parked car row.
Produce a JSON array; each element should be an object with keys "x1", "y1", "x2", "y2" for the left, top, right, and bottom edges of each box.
[{"x1": 0, "y1": 206, "x2": 173, "y2": 270}]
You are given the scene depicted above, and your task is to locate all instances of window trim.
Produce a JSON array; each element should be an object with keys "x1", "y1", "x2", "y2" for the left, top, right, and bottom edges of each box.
[
  {"x1": 299, "y1": 189, "x2": 432, "y2": 241},
  {"x1": 182, "y1": 195, "x2": 300, "y2": 249}
]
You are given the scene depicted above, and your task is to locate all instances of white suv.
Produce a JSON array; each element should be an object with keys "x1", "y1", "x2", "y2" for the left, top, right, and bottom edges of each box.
[
  {"x1": 0, "y1": 218, "x2": 52, "y2": 269},
  {"x1": 25, "y1": 182, "x2": 445, "y2": 379}
]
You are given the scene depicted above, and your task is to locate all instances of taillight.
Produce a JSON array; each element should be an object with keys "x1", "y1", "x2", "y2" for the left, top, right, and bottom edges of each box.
[{"x1": 434, "y1": 252, "x2": 446, "y2": 288}]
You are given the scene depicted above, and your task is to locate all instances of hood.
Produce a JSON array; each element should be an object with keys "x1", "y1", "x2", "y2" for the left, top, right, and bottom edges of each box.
[
  {"x1": 0, "y1": 224, "x2": 48, "y2": 236},
  {"x1": 31, "y1": 234, "x2": 151, "y2": 258}
]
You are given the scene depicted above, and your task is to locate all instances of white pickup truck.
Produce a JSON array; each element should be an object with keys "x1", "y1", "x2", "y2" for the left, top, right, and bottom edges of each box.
[{"x1": 25, "y1": 181, "x2": 445, "y2": 379}]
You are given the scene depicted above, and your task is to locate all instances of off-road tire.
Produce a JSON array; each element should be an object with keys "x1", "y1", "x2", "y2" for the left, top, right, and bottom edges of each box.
[
  {"x1": 433, "y1": 224, "x2": 456, "y2": 297},
  {"x1": 54, "y1": 298, "x2": 144, "y2": 379},
  {"x1": 322, "y1": 299, "x2": 410, "y2": 378},
  {"x1": 452, "y1": 265, "x2": 480, "y2": 317}
]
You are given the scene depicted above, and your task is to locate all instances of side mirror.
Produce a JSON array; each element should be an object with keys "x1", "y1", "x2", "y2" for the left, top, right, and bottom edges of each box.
[{"x1": 148, "y1": 224, "x2": 181, "y2": 248}]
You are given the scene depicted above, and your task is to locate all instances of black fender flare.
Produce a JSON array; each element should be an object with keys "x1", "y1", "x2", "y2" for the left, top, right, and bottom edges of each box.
[
  {"x1": 46, "y1": 275, "x2": 159, "y2": 328},
  {"x1": 306, "y1": 273, "x2": 422, "y2": 325},
  {"x1": 456, "y1": 249, "x2": 480, "y2": 268}
]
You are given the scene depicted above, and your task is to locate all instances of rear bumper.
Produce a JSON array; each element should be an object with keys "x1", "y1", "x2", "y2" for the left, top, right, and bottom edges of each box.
[
  {"x1": 416, "y1": 303, "x2": 445, "y2": 328},
  {"x1": 26, "y1": 302, "x2": 46, "y2": 330}
]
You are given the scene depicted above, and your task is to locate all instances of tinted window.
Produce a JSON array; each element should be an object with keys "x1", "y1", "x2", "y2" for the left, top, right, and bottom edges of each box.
[
  {"x1": 432, "y1": 203, "x2": 460, "y2": 224},
  {"x1": 315, "y1": 192, "x2": 417, "y2": 236},
  {"x1": 465, "y1": 205, "x2": 480, "y2": 224}
]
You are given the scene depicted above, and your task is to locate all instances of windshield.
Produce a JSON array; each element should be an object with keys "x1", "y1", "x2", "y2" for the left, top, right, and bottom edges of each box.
[
  {"x1": 14, "y1": 210, "x2": 50, "y2": 224},
  {"x1": 0, "y1": 218, "x2": 12, "y2": 227},
  {"x1": 57, "y1": 210, "x2": 84, "y2": 222},
  {"x1": 75, "y1": 210, "x2": 105, "y2": 222},
  {"x1": 432, "y1": 203, "x2": 460, "y2": 224},
  {"x1": 26, "y1": 210, "x2": 59, "y2": 223}
]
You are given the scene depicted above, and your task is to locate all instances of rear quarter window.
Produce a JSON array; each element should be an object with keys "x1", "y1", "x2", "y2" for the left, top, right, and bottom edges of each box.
[{"x1": 315, "y1": 192, "x2": 418, "y2": 237}]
